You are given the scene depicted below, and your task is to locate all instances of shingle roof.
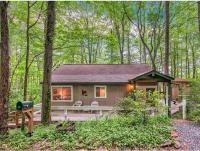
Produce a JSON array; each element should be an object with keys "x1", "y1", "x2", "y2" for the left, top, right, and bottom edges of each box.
[
  {"x1": 51, "y1": 64, "x2": 152, "y2": 84},
  {"x1": 172, "y1": 77, "x2": 190, "y2": 84}
]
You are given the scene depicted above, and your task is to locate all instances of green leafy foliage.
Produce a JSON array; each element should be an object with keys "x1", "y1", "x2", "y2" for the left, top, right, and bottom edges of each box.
[
  {"x1": 187, "y1": 79, "x2": 200, "y2": 123},
  {"x1": 118, "y1": 90, "x2": 166, "y2": 124},
  {"x1": 0, "y1": 115, "x2": 172, "y2": 150},
  {"x1": 118, "y1": 90, "x2": 165, "y2": 113}
]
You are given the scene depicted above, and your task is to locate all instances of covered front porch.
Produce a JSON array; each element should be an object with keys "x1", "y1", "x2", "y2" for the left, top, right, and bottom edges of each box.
[
  {"x1": 129, "y1": 70, "x2": 174, "y2": 113},
  {"x1": 33, "y1": 103, "x2": 115, "y2": 122}
]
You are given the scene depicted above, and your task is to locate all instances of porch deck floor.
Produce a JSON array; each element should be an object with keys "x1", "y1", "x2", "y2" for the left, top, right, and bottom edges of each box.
[{"x1": 34, "y1": 112, "x2": 101, "y2": 122}]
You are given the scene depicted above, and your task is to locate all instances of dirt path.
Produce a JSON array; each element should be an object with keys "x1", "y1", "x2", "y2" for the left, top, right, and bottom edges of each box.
[{"x1": 173, "y1": 120, "x2": 200, "y2": 151}]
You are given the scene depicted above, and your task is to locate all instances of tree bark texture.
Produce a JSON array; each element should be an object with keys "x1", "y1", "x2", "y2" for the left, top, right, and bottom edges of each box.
[
  {"x1": 0, "y1": 1, "x2": 9, "y2": 135},
  {"x1": 198, "y1": 1, "x2": 200, "y2": 33},
  {"x1": 164, "y1": 1, "x2": 170, "y2": 75},
  {"x1": 41, "y1": 1, "x2": 55, "y2": 125}
]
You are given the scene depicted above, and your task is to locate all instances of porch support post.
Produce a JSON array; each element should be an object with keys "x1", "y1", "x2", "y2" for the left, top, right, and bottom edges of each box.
[
  {"x1": 167, "y1": 82, "x2": 172, "y2": 117},
  {"x1": 133, "y1": 81, "x2": 136, "y2": 89},
  {"x1": 182, "y1": 99, "x2": 186, "y2": 120},
  {"x1": 133, "y1": 81, "x2": 136, "y2": 101}
]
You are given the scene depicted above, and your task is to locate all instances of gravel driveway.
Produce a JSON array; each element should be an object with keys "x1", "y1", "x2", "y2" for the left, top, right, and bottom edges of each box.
[{"x1": 173, "y1": 120, "x2": 200, "y2": 151}]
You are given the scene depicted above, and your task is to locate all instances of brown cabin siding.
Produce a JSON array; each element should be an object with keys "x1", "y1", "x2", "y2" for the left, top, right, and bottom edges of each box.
[{"x1": 51, "y1": 84, "x2": 128, "y2": 106}]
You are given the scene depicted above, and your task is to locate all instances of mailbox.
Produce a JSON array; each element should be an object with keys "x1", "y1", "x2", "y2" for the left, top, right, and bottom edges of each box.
[{"x1": 16, "y1": 101, "x2": 33, "y2": 110}]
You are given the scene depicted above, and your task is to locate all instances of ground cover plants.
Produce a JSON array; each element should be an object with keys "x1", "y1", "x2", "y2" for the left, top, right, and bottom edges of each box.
[{"x1": 0, "y1": 114, "x2": 172, "y2": 150}]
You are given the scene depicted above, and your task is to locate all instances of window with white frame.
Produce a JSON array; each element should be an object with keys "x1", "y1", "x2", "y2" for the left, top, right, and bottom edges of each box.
[
  {"x1": 52, "y1": 86, "x2": 73, "y2": 101},
  {"x1": 94, "y1": 85, "x2": 107, "y2": 98}
]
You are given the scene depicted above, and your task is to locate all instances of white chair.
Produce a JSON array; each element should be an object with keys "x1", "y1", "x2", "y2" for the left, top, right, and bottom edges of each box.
[
  {"x1": 91, "y1": 101, "x2": 99, "y2": 113},
  {"x1": 73, "y1": 100, "x2": 82, "y2": 106},
  {"x1": 91, "y1": 101, "x2": 99, "y2": 107}
]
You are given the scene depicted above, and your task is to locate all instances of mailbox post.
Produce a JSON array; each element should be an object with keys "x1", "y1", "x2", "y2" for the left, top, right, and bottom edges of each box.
[{"x1": 16, "y1": 101, "x2": 34, "y2": 137}]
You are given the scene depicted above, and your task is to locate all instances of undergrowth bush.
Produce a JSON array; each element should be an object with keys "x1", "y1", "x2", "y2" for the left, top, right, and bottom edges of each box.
[
  {"x1": 118, "y1": 90, "x2": 166, "y2": 124},
  {"x1": 0, "y1": 115, "x2": 172, "y2": 150},
  {"x1": 187, "y1": 79, "x2": 200, "y2": 124}
]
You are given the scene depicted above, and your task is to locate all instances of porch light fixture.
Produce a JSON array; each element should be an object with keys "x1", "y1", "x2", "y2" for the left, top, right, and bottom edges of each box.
[{"x1": 128, "y1": 84, "x2": 134, "y2": 91}]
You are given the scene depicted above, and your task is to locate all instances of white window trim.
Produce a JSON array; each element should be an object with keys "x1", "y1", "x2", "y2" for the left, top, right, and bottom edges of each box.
[
  {"x1": 51, "y1": 85, "x2": 73, "y2": 102},
  {"x1": 94, "y1": 85, "x2": 107, "y2": 99},
  {"x1": 136, "y1": 85, "x2": 157, "y2": 91}
]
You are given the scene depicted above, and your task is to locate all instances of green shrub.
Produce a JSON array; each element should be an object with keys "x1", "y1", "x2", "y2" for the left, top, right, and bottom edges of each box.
[
  {"x1": 186, "y1": 79, "x2": 200, "y2": 124},
  {"x1": 118, "y1": 90, "x2": 165, "y2": 124}
]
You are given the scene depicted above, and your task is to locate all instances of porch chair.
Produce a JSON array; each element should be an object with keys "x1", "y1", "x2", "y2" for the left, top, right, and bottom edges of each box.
[
  {"x1": 91, "y1": 101, "x2": 99, "y2": 107},
  {"x1": 72, "y1": 100, "x2": 83, "y2": 113},
  {"x1": 91, "y1": 101, "x2": 99, "y2": 113},
  {"x1": 73, "y1": 100, "x2": 83, "y2": 106}
]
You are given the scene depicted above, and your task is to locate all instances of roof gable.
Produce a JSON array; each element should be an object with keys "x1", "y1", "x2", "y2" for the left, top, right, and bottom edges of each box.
[{"x1": 129, "y1": 70, "x2": 174, "y2": 82}]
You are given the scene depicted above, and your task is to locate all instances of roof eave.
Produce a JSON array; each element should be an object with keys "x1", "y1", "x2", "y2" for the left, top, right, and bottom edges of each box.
[{"x1": 51, "y1": 82, "x2": 129, "y2": 85}]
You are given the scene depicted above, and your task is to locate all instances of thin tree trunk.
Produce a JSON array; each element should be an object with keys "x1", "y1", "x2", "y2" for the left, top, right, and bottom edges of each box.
[
  {"x1": 114, "y1": 13, "x2": 125, "y2": 64},
  {"x1": 24, "y1": 2, "x2": 30, "y2": 101},
  {"x1": 139, "y1": 41, "x2": 142, "y2": 64},
  {"x1": 127, "y1": 24, "x2": 131, "y2": 64},
  {"x1": 80, "y1": 41, "x2": 84, "y2": 63},
  {"x1": 22, "y1": 1, "x2": 30, "y2": 131},
  {"x1": 192, "y1": 45, "x2": 196, "y2": 78},
  {"x1": 164, "y1": 1, "x2": 170, "y2": 75},
  {"x1": 181, "y1": 53, "x2": 183, "y2": 78},
  {"x1": 185, "y1": 33, "x2": 188, "y2": 78},
  {"x1": 121, "y1": 13, "x2": 125, "y2": 64},
  {"x1": 173, "y1": 42, "x2": 176, "y2": 78},
  {"x1": 0, "y1": 1, "x2": 9, "y2": 135},
  {"x1": 176, "y1": 48, "x2": 179, "y2": 77},
  {"x1": 143, "y1": 10, "x2": 147, "y2": 64},
  {"x1": 198, "y1": 1, "x2": 200, "y2": 32},
  {"x1": 160, "y1": 48, "x2": 163, "y2": 71},
  {"x1": 41, "y1": 1, "x2": 55, "y2": 125},
  {"x1": 189, "y1": 38, "x2": 196, "y2": 79}
]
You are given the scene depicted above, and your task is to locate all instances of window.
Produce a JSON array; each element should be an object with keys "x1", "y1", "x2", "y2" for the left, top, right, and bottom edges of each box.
[
  {"x1": 52, "y1": 86, "x2": 73, "y2": 101},
  {"x1": 95, "y1": 85, "x2": 107, "y2": 98}
]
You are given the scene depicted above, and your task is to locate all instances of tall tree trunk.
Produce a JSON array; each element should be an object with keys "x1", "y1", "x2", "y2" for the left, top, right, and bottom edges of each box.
[
  {"x1": 185, "y1": 33, "x2": 188, "y2": 78},
  {"x1": 143, "y1": 11, "x2": 147, "y2": 64},
  {"x1": 127, "y1": 23, "x2": 131, "y2": 64},
  {"x1": 180, "y1": 52, "x2": 183, "y2": 78},
  {"x1": 80, "y1": 41, "x2": 84, "y2": 63},
  {"x1": 176, "y1": 47, "x2": 179, "y2": 77},
  {"x1": 114, "y1": 13, "x2": 125, "y2": 64},
  {"x1": 191, "y1": 45, "x2": 196, "y2": 78},
  {"x1": 198, "y1": 1, "x2": 200, "y2": 32},
  {"x1": 121, "y1": 13, "x2": 125, "y2": 64},
  {"x1": 139, "y1": 41, "x2": 142, "y2": 63},
  {"x1": 41, "y1": 1, "x2": 55, "y2": 125},
  {"x1": 160, "y1": 48, "x2": 163, "y2": 71},
  {"x1": 173, "y1": 42, "x2": 176, "y2": 78},
  {"x1": 0, "y1": 1, "x2": 9, "y2": 135},
  {"x1": 164, "y1": 1, "x2": 170, "y2": 75},
  {"x1": 22, "y1": 2, "x2": 30, "y2": 131},
  {"x1": 24, "y1": 2, "x2": 30, "y2": 101}
]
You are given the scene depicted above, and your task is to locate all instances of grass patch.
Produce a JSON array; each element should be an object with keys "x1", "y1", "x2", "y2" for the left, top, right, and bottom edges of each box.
[{"x1": 0, "y1": 115, "x2": 172, "y2": 150}]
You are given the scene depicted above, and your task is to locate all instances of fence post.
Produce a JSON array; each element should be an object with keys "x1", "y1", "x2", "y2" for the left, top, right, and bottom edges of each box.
[
  {"x1": 64, "y1": 109, "x2": 68, "y2": 120},
  {"x1": 182, "y1": 99, "x2": 186, "y2": 120}
]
